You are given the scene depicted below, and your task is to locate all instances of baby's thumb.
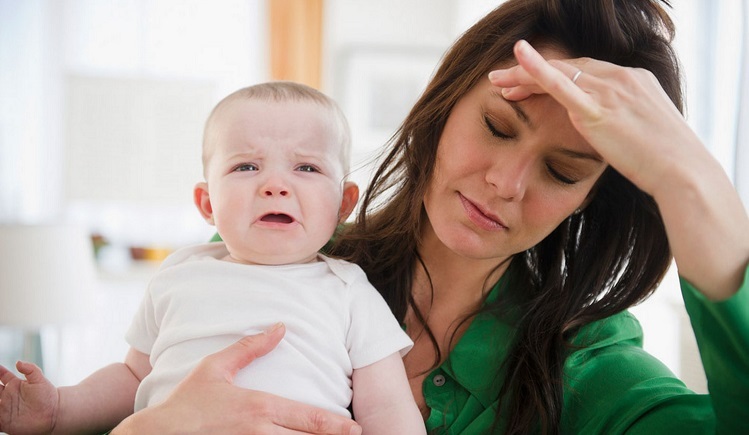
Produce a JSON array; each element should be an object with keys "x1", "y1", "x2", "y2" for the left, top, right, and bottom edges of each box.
[{"x1": 15, "y1": 360, "x2": 46, "y2": 383}]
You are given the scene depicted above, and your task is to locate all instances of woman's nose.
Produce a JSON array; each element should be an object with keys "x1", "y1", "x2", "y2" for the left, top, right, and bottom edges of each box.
[{"x1": 486, "y1": 155, "x2": 533, "y2": 201}]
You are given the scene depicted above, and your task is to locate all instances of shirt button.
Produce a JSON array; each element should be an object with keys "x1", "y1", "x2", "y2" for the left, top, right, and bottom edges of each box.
[{"x1": 433, "y1": 374, "x2": 446, "y2": 387}]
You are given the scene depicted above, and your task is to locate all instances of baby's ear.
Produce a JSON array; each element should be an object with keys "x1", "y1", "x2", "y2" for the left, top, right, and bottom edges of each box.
[
  {"x1": 338, "y1": 181, "x2": 359, "y2": 223},
  {"x1": 194, "y1": 182, "x2": 215, "y2": 225}
]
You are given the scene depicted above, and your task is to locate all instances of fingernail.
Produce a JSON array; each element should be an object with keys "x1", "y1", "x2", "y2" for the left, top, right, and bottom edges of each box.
[
  {"x1": 349, "y1": 425, "x2": 362, "y2": 435},
  {"x1": 488, "y1": 70, "x2": 501, "y2": 81},
  {"x1": 263, "y1": 322, "x2": 284, "y2": 334}
]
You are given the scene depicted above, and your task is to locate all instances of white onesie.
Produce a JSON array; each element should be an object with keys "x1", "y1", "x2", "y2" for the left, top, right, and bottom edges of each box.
[{"x1": 125, "y1": 242, "x2": 413, "y2": 416}]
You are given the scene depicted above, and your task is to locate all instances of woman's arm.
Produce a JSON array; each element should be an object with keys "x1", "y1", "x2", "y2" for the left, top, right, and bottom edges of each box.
[
  {"x1": 112, "y1": 324, "x2": 362, "y2": 435},
  {"x1": 490, "y1": 40, "x2": 749, "y2": 300},
  {"x1": 351, "y1": 352, "x2": 425, "y2": 434}
]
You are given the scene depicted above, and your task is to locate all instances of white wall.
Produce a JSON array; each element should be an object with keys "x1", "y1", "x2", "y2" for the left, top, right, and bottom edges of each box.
[{"x1": 0, "y1": 0, "x2": 64, "y2": 223}]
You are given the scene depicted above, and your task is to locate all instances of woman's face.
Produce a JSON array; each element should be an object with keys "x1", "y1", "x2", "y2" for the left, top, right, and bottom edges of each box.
[{"x1": 423, "y1": 56, "x2": 607, "y2": 262}]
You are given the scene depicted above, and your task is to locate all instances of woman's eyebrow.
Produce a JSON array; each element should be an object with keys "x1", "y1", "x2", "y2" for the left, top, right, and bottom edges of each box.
[
  {"x1": 557, "y1": 148, "x2": 604, "y2": 163},
  {"x1": 489, "y1": 90, "x2": 533, "y2": 128},
  {"x1": 508, "y1": 101, "x2": 533, "y2": 128}
]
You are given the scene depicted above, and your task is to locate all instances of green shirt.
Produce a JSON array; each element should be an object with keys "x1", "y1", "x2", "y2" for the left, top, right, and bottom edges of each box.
[{"x1": 423, "y1": 266, "x2": 749, "y2": 434}]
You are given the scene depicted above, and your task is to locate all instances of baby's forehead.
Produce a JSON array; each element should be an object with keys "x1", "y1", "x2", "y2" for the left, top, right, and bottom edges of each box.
[
  {"x1": 218, "y1": 96, "x2": 321, "y2": 117},
  {"x1": 219, "y1": 97, "x2": 335, "y2": 128},
  {"x1": 208, "y1": 97, "x2": 350, "y2": 168}
]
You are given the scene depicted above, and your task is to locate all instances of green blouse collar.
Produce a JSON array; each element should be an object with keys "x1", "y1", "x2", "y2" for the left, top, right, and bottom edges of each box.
[{"x1": 437, "y1": 276, "x2": 514, "y2": 408}]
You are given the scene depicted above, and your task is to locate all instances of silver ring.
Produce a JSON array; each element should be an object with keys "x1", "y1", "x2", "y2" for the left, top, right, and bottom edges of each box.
[{"x1": 571, "y1": 69, "x2": 583, "y2": 85}]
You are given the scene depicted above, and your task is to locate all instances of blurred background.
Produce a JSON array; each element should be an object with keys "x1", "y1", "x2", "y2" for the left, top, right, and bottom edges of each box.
[{"x1": 0, "y1": 0, "x2": 746, "y2": 392}]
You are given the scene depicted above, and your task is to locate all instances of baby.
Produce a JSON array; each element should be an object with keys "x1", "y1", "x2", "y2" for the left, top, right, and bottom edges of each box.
[{"x1": 0, "y1": 81, "x2": 424, "y2": 434}]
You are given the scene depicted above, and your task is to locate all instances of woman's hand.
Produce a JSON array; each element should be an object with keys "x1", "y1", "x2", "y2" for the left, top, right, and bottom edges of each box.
[
  {"x1": 112, "y1": 323, "x2": 362, "y2": 435},
  {"x1": 489, "y1": 39, "x2": 700, "y2": 195},
  {"x1": 489, "y1": 40, "x2": 749, "y2": 300}
]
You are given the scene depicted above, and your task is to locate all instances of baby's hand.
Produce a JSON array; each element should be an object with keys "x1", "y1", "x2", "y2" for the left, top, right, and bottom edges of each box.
[{"x1": 0, "y1": 361, "x2": 59, "y2": 434}]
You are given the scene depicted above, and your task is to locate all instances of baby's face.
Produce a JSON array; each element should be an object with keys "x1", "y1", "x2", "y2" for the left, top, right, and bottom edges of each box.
[{"x1": 202, "y1": 98, "x2": 348, "y2": 265}]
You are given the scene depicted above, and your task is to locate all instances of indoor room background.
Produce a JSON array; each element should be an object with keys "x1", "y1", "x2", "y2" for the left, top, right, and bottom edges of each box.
[{"x1": 0, "y1": 0, "x2": 747, "y2": 393}]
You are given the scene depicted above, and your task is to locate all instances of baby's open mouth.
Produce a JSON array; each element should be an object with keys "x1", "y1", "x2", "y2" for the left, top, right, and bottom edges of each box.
[{"x1": 260, "y1": 213, "x2": 294, "y2": 224}]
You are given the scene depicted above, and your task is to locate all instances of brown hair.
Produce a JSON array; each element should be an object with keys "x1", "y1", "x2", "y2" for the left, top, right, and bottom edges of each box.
[
  {"x1": 201, "y1": 81, "x2": 351, "y2": 178},
  {"x1": 331, "y1": 0, "x2": 681, "y2": 433}
]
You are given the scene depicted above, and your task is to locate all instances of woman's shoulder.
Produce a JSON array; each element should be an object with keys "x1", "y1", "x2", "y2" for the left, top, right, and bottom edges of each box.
[
  {"x1": 561, "y1": 311, "x2": 705, "y2": 432},
  {"x1": 568, "y1": 310, "x2": 644, "y2": 354},
  {"x1": 564, "y1": 310, "x2": 682, "y2": 399}
]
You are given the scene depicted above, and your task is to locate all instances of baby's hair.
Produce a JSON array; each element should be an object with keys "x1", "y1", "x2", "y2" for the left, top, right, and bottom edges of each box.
[{"x1": 201, "y1": 81, "x2": 352, "y2": 177}]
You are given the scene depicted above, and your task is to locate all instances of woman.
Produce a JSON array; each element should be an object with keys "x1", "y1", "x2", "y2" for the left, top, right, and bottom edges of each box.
[{"x1": 113, "y1": 0, "x2": 749, "y2": 433}]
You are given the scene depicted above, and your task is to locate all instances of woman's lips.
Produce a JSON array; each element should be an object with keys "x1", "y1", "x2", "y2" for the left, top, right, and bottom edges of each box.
[{"x1": 458, "y1": 193, "x2": 507, "y2": 231}]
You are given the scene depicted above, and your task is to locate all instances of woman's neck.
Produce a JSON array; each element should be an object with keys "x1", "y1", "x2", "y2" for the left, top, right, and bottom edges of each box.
[
  {"x1": 402, "y1": 221, "x2": 512, "y2": 390},
  {"x1": 413, "y1": 222, "x2": 512, "y2": 314}
]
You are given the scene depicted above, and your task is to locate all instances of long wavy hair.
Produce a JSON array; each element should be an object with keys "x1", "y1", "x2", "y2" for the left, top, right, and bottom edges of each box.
[{"x1": 331, "y1": 0, "x2": 682, "y2": 433}]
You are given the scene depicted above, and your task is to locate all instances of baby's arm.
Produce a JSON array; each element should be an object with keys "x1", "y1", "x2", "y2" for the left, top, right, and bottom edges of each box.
[
  {"x1": 55, "y1": 348, "x2": 150, "y2": 433},
  {"x1": 351, "y1": 352, "x2": 425, "y2": 435},
  {"x1": 0, "y1": 347, "x2": 149, "y2": 434}
]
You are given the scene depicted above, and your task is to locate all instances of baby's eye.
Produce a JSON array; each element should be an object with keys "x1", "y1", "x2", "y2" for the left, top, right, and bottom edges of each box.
[
  {"x1": 233, "y1": 163, "x2": 258, "y2": 172},
  {"x1": 296, "y1": 164, "x2": 319, "y2": 173}
]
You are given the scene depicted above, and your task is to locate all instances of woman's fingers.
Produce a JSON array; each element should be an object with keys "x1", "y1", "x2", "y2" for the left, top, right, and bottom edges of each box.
[
  {"x1": 489, "y1": 44, "x2": 587, "y2": 92},
  {"x1": 194, "y1": 323, "x2": 286, "y2": 383},
  {"x1": 134, "y1": 327, "x2": 361, "y2": 435},
  {"x1": 495, "y1": 40, "x2": 597, "y2": 118},
  {"x1": 272, "y1": 399, "x2": 362, "y2": 435}
]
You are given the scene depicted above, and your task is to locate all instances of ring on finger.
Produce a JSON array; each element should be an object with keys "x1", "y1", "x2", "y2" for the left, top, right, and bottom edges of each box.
[{"x1": 571, "y1": 69, "x2": 583, "y2": 85}]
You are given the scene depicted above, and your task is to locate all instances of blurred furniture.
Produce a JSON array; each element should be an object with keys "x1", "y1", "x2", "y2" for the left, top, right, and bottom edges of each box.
[
  {"x1": 0, "y1": 223, "x2": 96, "y2": 371},
  {"x1": 269, "y1": 0, "x2": 323, "y2": 88}
]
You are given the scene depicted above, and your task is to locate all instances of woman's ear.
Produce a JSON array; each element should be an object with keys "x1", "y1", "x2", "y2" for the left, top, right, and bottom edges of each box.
[
  {"x1": 337, "y1": 181, "x2": 359, "y2": 223},
  {"x1": 194, "y1": 182, "x2": 215, "y2": 225}
]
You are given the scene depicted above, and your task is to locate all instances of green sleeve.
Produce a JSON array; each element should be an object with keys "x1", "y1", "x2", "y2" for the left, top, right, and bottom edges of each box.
[
  {"x1": 561, "y1": 265, "x2": 749, "y2": 434},
  {"x1": 679, "y1": 265, "x2": 749, "y2": 434},
  {"x1": 561, "y1": 312, "x2": 713, "y2": 434}
]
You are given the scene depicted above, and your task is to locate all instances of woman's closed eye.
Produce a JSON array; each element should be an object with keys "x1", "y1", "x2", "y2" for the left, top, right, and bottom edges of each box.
[
  {"x1": 546, "y1": 163, "x2": 579, "y2": 185},
  {"x1": 484, "y1": 115, "x2": 514, "y2": 140}
]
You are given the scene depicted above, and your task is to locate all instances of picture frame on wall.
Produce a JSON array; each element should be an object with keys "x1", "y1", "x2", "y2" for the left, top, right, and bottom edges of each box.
[{"x1": 336, "y1": 47, "x2": 445, "y2": 189}]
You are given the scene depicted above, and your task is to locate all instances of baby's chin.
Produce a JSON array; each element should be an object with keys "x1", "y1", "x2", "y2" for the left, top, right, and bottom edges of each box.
[{"x1": 221, "y1": 251, "x2": 320, "y2": 266}]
